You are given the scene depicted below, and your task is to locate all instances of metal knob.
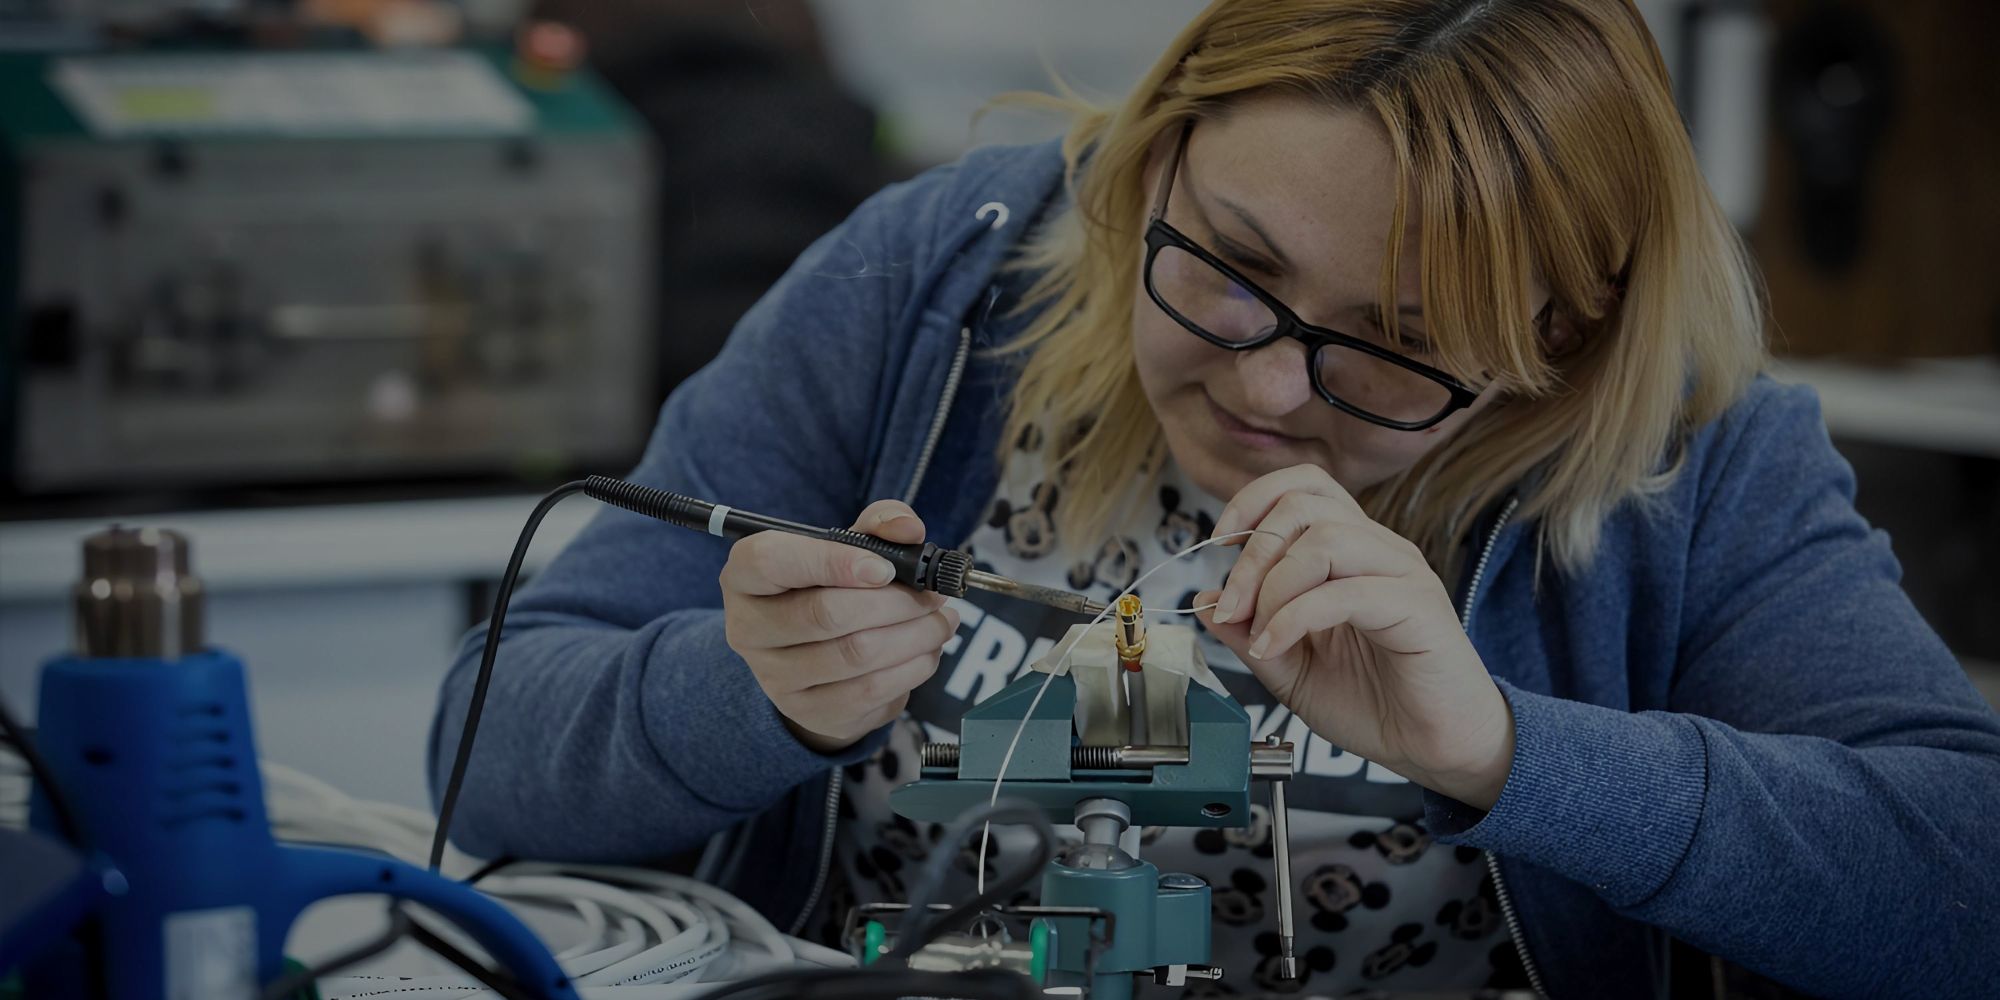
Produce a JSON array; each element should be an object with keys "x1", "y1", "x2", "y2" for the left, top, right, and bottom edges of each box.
[{"x1": 74, "y1": 526, "x2": 204, "y2": 659}]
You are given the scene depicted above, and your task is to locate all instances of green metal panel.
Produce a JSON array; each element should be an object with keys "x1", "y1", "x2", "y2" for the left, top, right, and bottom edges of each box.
[
  {"x1": 958, "y1": 672, "x2": 1075, "y2": 781},
  {"x1": 1152, "y1": 874, "x2": 1211, "y2": 969},
  {"x1": 1041, "y1": 857, "x2": 1158, "y2": 986},
  {"x1": 0, "y1": 47, "x2": 640, "y2": 146},
  {"x1": 0, "y1": 54, "x2": 88, "y2": 142},
  {"x1": 475, "y1": 48, "x2": 638, "y2": 136},
  {"x1": 891, "y1": 677, "x2": 1255, "y2": 828}
]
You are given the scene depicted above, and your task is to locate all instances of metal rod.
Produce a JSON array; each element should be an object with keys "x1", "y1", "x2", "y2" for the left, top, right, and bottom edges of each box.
[
  {"x1": 1125, "y1": 670, "x2": 1150, "y2": 746},
  {"x1": 920, "y1": 743, "x2": 1191, "y2": 770},
  {"x1": 1104, "y1": 745, "x2": 1189, "y2": 768},
  {"x1": 1267, "y1": 735, "x2": 1298, "y2": 979},
  {"x1": 1250, "y1": 743, "x2": 1294, "y2": 778},
  {"x1": 963, "y1": 568, "x2": 1108, "y2": 617}
]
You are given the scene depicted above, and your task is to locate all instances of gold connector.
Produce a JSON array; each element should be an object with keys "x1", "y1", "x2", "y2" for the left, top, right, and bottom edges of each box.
[{"x1": 1113, "y1": 593, "x2": 1146, "y2": 670}]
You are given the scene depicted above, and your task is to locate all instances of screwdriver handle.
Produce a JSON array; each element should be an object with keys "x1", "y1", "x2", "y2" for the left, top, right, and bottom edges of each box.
[{"x1": 581, "y1": 476, "x2": 972, "y2": 597}]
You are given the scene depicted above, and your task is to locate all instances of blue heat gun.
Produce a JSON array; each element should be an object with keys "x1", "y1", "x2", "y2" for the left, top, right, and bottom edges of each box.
[{"x1": 4, "y1": 526, "x2": 577, "y2": 1000}]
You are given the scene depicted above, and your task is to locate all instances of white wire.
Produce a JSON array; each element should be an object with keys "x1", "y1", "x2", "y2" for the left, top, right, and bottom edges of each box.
[
  {"x1": 974, "y1": 528, "x2": 1282, "y2": 893},
  {"x1": 504, "y1": 862, "x2": 801, "y2": 967},
  {"x1": 559, "y1": 916, "x2": 644, "y2": 970},
  {"x1": 556, "y1": 900, "x2": 614, "y2": 961}
]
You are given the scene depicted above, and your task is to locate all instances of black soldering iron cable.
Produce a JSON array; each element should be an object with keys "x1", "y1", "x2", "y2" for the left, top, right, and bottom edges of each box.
[{"x1": 429, "y1": 480, "x2": 589, "y2": 871}]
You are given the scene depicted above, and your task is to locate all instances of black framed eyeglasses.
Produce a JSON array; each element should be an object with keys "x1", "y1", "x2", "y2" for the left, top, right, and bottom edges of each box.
[{"x1": 1142, "y1": 122, "x2": 1488, "y2": 432}]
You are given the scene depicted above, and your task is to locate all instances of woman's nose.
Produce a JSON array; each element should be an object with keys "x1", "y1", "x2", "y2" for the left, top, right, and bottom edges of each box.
[{"x1": 1234, "y1": 338, "x2": 1315, "y2": 417}]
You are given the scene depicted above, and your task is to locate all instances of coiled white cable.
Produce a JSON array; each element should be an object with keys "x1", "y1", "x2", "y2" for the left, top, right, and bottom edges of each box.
[{"x1": 0, "y1": 747, "x2": 851, "y2": 997}]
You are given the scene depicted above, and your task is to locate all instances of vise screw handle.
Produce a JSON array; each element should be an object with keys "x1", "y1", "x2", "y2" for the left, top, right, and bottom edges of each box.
[{"x1": 1266, "y1": 735, "x2": 1299, "y2": 980}]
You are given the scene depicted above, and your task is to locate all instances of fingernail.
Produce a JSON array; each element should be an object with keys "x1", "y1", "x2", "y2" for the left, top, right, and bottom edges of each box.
[
  {"x1": 1248, "y1": 632, "x2": 1270, "y2": 659},
  {"x1": 1216, "y1": 593, "x2": 1238, "y2": 623},
  {"x1": 858, "y1": 558, "x2": 894, "y2": 585}
]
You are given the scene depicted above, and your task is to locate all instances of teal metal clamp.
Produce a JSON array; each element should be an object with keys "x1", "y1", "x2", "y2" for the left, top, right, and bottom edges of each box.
[{"x1": 889, "y1": 669, "x2": 1298, "y2": 998}]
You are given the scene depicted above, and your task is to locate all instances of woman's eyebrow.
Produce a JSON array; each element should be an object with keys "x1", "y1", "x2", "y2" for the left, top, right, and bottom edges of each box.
[{"x1": 1189, "y1": 176, "x2": 1296, "y2": 273}]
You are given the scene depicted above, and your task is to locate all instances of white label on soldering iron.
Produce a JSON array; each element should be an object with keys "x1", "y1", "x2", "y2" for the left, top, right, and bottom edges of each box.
[
  {"x1": 164, "y1": 905, "x2": 256, "y2": 1000},
  {"x1": 707, "y1": 505, "x2": 731, "y2": 537}
]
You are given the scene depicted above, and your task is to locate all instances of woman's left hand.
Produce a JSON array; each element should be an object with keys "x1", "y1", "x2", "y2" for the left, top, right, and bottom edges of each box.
[{"x1": 1195, "y1": 464, "x2": 1515, "y2": 809}]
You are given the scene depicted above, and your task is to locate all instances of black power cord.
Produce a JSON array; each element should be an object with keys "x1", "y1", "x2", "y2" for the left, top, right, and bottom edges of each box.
[
  {"x1": 406, "y1": 916, "x2": 542, "y2": 1000},
  {"x1": 0, "y1": 693, "x2": 82, "y2": 847},
  {"x1": 462, "y1": 854, "x2": 520, "y2": 886},
  {"x1": 888, "y1": 799, "x2": 1055, "y2": 963},
  {"x1": 258, "y1": 905, "x2": 413, "y2": 1000}
]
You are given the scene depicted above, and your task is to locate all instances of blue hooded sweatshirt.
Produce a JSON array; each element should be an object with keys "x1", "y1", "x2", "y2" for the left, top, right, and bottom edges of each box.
[{"x1": 428, "y1": 140, "x2": 2000, "y2": 998}]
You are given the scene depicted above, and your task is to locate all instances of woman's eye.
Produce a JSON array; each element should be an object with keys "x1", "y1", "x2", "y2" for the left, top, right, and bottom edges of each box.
[{"x1": 1227, "y1": 255, "x2": 1279, "y2": 279}]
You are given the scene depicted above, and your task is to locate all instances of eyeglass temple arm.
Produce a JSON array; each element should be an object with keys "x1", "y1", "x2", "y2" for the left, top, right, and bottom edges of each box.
[{"x1": 1150, "y1": 121, "x2": 1194, "y2": 221}]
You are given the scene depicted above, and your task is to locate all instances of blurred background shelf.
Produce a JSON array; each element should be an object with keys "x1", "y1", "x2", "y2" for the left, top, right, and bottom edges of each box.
[{"x1": 1773, "y1": 357, "x2": 2000, "y2": 459}]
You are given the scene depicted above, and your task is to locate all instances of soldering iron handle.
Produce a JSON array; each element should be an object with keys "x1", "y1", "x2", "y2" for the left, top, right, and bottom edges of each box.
[
  {"x1": 582, "y1": 475, "x2": 711, "y2": 528},
  {"x1": 581, "y1": 475, "x2": 966, "y2": 596},
  {"x1": 820, "y1": 527, "x2": 934, "y2": 586}
]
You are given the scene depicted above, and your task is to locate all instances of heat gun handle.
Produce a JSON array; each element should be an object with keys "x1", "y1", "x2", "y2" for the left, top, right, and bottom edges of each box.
[{"x1": 280, "y1": 845, "x2": 579, "y2": 999}]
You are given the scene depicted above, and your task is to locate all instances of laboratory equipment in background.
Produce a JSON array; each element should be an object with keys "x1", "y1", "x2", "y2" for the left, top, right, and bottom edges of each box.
[{"x1": 0, "y1": 43, "x2": 656, "y2": 502}]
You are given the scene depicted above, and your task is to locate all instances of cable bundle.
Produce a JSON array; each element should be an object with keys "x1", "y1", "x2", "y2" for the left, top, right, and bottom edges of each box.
[{"x1": 1, "y1": 748, "x2": 852, "y2": 998}]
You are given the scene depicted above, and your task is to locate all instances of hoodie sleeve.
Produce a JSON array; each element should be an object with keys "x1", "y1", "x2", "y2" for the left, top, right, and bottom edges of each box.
[
  {"x1": 1427, "y1": 382, "x2": 2000, "y2": 998},
  {"x1": 425, "y1": 161, "x2": 961, "y2": 862}
]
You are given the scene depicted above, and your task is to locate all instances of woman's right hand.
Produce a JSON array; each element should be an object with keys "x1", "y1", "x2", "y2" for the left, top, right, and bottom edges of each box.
[{"x1": 721, "y1": 499, "x2": 960, "y2": 754}]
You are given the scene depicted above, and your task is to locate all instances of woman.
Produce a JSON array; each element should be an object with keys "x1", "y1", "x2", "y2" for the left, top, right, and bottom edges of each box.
[{"x1": 428, "y1": 1, "x2": 2000, "y2": 995}]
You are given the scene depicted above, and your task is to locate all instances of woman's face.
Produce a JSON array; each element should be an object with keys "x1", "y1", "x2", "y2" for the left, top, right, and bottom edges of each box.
[{"x1": 1131, "y1": 95, "x2": 1516, "y2": 504}]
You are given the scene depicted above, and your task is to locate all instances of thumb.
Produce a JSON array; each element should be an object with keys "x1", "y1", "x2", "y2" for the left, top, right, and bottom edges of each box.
[{"x1": 850, "y1": 499, "x2": 926, "y2": 543}]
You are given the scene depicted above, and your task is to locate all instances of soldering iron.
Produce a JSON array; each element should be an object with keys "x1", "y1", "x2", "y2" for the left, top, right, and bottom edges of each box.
[{"x1": 583, "y1": 476, "x2": 1109, "y2": 616}]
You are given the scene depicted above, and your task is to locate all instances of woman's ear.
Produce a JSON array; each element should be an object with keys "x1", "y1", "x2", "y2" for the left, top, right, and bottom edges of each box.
[
  {"x1": 1543, "y1": 272, "x2": 1626, "y2": 360},
  {"x1": 1544, "y1": 306, "x2": 1583, "y2": 358}
]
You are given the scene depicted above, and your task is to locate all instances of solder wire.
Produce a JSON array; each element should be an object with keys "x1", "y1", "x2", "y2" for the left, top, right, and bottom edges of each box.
[{"x1": 975, "y1": 527, "x2": 1284, "y2": 893}]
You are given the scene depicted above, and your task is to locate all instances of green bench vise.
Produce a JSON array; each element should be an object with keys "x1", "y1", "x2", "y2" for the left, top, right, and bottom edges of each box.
[{"x1": 886, "y1": 621, "x2": 1298, "y2": 999}]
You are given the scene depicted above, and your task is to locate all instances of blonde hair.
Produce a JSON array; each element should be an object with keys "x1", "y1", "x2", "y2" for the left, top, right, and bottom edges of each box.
[{"x1": 995, "y1": 0, "x2": 1765, "y2": 581}]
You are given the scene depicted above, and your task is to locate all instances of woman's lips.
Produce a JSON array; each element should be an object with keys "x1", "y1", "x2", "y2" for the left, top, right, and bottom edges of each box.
[{"x1": 1205, "y1": 393, "x2": 1301, "y2": 450}]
